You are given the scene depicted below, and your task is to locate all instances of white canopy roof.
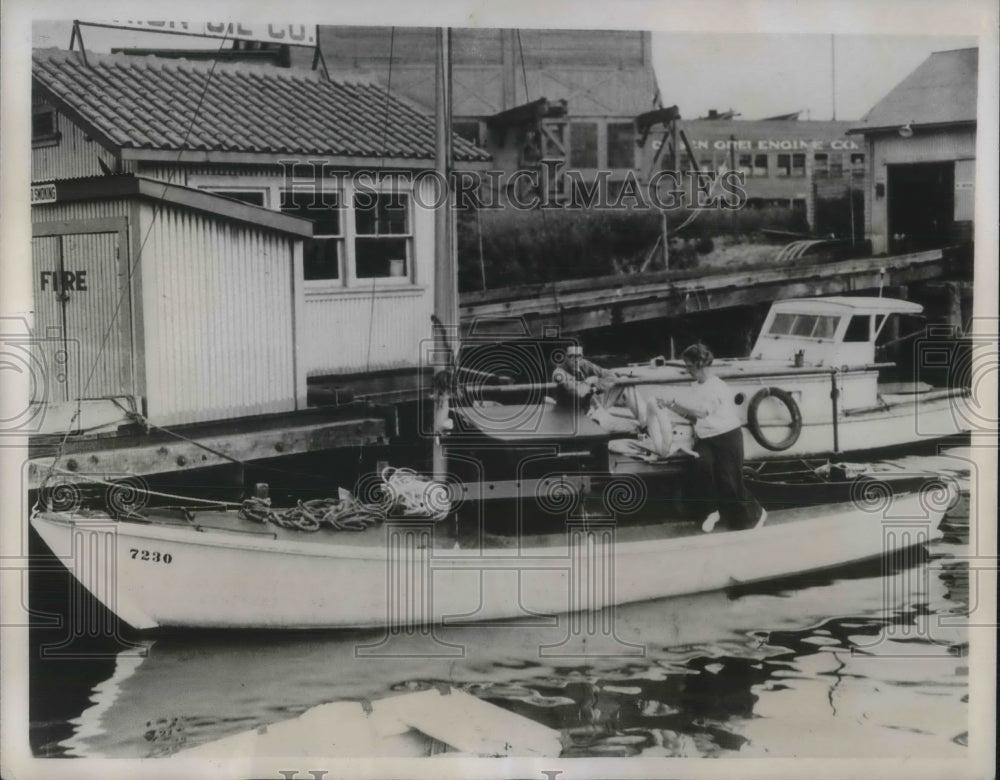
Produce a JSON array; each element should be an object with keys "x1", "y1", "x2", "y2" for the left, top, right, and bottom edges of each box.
[{"x1": 771, "y1": 297, "x2": 924, "y2": 315}]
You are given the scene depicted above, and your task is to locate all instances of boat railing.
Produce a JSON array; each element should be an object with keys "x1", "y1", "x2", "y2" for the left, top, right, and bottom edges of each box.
[{"x1": 609, "y1": 363, "x2": 896, "y2": 387}]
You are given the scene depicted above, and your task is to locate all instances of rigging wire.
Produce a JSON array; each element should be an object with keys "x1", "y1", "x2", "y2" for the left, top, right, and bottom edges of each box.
[
  {"x1": 514, "y1": 30, "x2": 561, "y2": 331},
  {"x1": 364, "y1": 26, "x2": 397, "y2": 379}
]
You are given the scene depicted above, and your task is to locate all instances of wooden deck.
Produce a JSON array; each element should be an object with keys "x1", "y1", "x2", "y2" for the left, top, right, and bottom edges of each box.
[
  {"x1": 27, "y1": 406, "x2": 392, "y2": 488},
  {"x1": 460, "y1": 247, "x2": 968, "y2": 337}
]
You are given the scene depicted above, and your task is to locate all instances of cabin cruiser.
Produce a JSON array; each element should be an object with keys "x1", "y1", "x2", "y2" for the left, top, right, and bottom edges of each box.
[{"x1": 448, "y1": 296, "x2": 969, "y2": 526}]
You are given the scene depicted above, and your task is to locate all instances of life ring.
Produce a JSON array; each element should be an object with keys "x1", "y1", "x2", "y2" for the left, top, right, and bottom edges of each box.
[{"x1": 746, "y1": 387, "x2": 802, "y2": 451}]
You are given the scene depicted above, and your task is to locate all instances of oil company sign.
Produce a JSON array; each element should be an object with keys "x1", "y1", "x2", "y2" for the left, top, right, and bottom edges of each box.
[{"x1": 100, "y1": 20, "x2": 316, "y2": 46}]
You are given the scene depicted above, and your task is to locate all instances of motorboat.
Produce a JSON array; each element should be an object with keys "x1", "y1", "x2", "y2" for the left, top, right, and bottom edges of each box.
[{"x1": 449, "y1": 297, "x2": 970, "y2": 520}]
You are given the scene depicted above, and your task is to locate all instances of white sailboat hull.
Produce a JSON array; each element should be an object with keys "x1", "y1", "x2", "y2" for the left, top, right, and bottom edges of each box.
[{"x1": 31, "y1": 487, "x2": 951, "y2": 631}]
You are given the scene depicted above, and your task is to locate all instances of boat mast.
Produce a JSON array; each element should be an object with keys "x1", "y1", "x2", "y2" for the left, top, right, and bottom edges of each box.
[{"x1": 432, "y1": 27, "x2": 456, "y2": 480}]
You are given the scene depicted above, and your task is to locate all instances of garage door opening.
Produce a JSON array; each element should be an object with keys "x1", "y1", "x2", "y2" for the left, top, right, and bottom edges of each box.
[{"x1": 887, "y1": 162, "x2": 954, "y2": 254}]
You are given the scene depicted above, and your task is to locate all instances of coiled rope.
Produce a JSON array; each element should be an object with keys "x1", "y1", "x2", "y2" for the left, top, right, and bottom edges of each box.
[
  {"x1": 238, "y1": 467, "x2": 451, "y2": 533},
  {"x1": 239, "y1": 491, "x2": 380, "y2": 533}
]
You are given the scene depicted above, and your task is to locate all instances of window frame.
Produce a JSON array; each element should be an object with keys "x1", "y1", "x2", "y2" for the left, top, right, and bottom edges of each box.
[
  {"x1": 281, "y1": 187, "x2": 345, "y2": 286},
  {"x1": 205, "y1": 188, "x2": 269, "y2": 207},
  {"x1": 813, "y1": 152, "x2": 830, "y2": 178},
  {"x1": 737, "y1": 153, "x2": 753, "y2": 178},
  {"x1": 605, "y1": 121, "x2": 636, "y2": 170},
  {"x1": 452, "y1": 119, "x2": 483, "y2": 148},
  {"x1": 32, "y1": 108, "x2": 61, "y2": 148},
  {"x1": 569, "y1": 121, "x2": 599, "y2": 169},
  {"x1": 850, "y1": 153, "x2": 866, "y2": 178},
  {"x1": 351, "y1": 190, "x2": 414, "y2": 287}
]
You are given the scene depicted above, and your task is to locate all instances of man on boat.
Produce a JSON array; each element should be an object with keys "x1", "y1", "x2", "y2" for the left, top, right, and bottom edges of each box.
[
  {"x1": 663, "y1": 344, "x2": 766, "y2": 532},
  {"x1": 552, "y1": 345, "x2": 616, "y2": 409}
]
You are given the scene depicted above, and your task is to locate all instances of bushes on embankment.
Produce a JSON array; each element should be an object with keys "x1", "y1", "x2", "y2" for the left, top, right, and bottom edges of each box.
[{"x1": 456, "y1": 205, "x2": 809, "y2": 292}]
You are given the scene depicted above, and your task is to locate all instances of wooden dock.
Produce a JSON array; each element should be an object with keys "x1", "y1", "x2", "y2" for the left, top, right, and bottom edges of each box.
[
  {"x1": 27, "y1": 407, "x2": 392, "y2": 489},
  {"x1": 460, "y1": 247, "x2": 968, "y2": 337}
]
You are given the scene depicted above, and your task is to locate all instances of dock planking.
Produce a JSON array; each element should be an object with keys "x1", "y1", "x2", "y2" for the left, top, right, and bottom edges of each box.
[{"x1": 460, "y1": 248, "x2": 968, "y2": 337}]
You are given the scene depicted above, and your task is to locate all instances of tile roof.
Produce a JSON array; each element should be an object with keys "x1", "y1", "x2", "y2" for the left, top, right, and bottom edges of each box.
[
  {"x1": 852, "y1": 48, "x2": 978, "y2": 133},
  {"x1": 32, "y1": 48, "x2": 490, "y2": 163}
]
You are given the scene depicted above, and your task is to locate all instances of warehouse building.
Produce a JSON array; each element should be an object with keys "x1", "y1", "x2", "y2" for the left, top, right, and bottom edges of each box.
[
  {"x1": 302, "y1": 27, "x2": 658, "y2": 200},
  {"x1": 30, "y1": 48, "x2": 488, "y2": 430},
  {"x1": 849, "y1": 48, "x2": 977, "y2": 255}
]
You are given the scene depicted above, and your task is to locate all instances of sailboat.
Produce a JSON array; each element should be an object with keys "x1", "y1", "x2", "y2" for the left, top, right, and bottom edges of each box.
[{"x1": 30, "y1": 28, "x2": 964, "y2": 633}]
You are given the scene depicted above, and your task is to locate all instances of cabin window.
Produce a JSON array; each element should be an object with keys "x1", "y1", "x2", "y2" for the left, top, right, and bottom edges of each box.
[
  {"x1": 606, "y1": 122, "x2": 635, "y2": 169},
  {"x1": 281, "y1": 189, "x2": 343, "y2": 281},
  {"x1": 829, "y1": 153, "x2": 844, "y2": 178},
  {"x1": 851, "y1": 153, "x2": 866, "y2": 177},
  {"x1": 813, "y1": 315, "x2": 839, "y2": 339},
  {"x1": 737, "y1": 154, "x2": 752, "y2": 178},
  {"x1": 791, "y1": 315, "x2": 817, "y2": 337},
  {"x1": 32, "y1": 109, "x2": 60, "y2": 147},
  {"x1": 844, "y1": 314, "x2": 871, "y2": 342},
  {"x1": 770, "y1": 313, "x2": 840, "y2": 339},
  {"x1": 570, "y1": 122, "x2": 598, "y2": 168},
  {"x1": 769, "y1": 313, "x2": 796, "y2": 335},
  {"x1": 354, "y1": 192, "x2": 411, "y2": 280}
]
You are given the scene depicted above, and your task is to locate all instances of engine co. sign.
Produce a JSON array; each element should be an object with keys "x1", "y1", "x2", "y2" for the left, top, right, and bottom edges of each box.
[{"x1": 686, "y1": 138, "x2": 861, "y2": 151}]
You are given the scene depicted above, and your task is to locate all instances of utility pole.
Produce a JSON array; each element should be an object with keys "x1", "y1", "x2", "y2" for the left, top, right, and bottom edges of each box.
[{"x1": 831, "y1": 35, "x2": 836, "y2": 121}]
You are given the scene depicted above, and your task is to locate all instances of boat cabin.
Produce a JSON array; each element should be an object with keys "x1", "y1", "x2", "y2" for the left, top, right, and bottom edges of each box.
[
  {"x1": 750, "y1": 297, "x2": 924, "y2": 367},
  {"x1": 589, "y1": 296, "x2": 927, "y2": 441}
]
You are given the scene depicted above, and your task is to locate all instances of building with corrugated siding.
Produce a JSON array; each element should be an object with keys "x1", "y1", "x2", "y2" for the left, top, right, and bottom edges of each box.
[
  {"x1": 848, "y1": 48, "x2": 977, "y2": 255},
  {"x1": 31, "y1": 48, "x2": 489, "y2": 430},
  {"x1": 303, "y1": 28, "x2": 658, "y2": 199}
]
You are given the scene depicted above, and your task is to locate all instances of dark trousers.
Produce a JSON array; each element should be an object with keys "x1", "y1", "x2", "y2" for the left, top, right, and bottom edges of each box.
[{"x1": 691, "y1": 427, "x2": 763, "y2": 530}]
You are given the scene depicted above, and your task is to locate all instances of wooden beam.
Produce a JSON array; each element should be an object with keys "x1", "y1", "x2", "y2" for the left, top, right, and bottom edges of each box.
[
  {"x1": 27, "y1": 416, "x2": 388, "y2": 487},
  {"x1": 487, "y1": 97, "x2": 565, "y2": 128},
  {"x1": 635, "y1": 105, "x2": 680, "y2": 135}
]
